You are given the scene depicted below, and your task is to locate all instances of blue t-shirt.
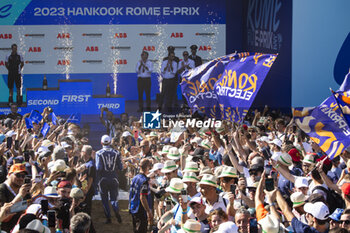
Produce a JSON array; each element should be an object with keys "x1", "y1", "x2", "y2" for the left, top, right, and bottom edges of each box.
[{"x1": 291, "y1": 217, "x2": 328, "y2": 233}]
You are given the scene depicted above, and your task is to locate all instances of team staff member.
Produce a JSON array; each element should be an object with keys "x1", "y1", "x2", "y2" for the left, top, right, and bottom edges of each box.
[
  {"x1": 189, "y1": 45, "x2": 202, "y2": 67},
  {"x1": 96, "y1": 135, "x2": 123, "y2": 224},
  {"x1": 5, "y1": 44, "x2": 24, "y2": 106},
  {"x1": 160, "y1": 51, "x2": 178, "y2": 113},
  {"x1": 129, "y1": 158, "x2": 153, "y2": 233},
  {"x1": 136, "y1": 51, "x2": 153, "y2": 112}
]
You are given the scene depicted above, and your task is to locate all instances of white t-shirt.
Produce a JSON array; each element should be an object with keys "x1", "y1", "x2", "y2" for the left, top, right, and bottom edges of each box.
[{"x1": 203, "y1": 195, "x2": 229, "y2": 214}]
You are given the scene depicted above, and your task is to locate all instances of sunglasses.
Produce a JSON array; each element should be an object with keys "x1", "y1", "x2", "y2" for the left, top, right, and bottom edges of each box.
[
  {"x1": 340, "y1": 220, "x2": 350, "y2": 225},
  {"x1": 15, "y1": 173, "x2": 26, "y2": 178}
]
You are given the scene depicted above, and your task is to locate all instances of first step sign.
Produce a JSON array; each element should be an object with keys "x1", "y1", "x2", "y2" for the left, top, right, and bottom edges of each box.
[{"x1": 26, "y1": 80, "x2": 125, "y2": 115}]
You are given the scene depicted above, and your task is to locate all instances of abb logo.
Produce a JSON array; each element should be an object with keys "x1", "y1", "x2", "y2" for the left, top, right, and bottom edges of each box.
[
  {"x1": 114, "y1": 33, "x2": 127, "y2": 38},
  {"x1": 86, "y1": 46, "x2": 99, "y2": 52},
  {"x1": 114, "y1": 59, "x2": 127, "y2": 65},
  {"x1": 143, "y1": 46, "x2": 155, "y2": 51},
  {"x1": 0, "y1": 34, "x2": 12, "y2": 39},
  {"x1": 28, "y1": 47, "x2": 41, "y2": 52},
  {"x1": 198, "y1": 46, "x2": 212, "y2": 51},
  {"x1": 57, "y1": 60, "x2": 71, "y2": 65},
  {"x1": 170, "y1": 32, "x2": 183, "y2": 38},
  {"x1": 0, "y1": 61, "x2": 4, "y2": 66},
  {"x1": 57, "y1": 33, "x2": 70, "y2": 39}
]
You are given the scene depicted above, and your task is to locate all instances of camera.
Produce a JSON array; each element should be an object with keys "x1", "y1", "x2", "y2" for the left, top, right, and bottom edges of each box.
[{"x1": 154, "y1": 188, "x2": 166, "y2": 199}]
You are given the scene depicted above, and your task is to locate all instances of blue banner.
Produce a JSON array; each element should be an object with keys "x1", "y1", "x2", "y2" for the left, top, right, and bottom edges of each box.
[
  {"x1": 29, "y1": 110, "x2": 43, "y2": 124},
  {"x1": 51, "y1": 112, "x2": 58, "y2": 125},
  {"x1": 180, "y1": 52, "x2": 277, "y2": 122},
  {"x1": 67, "y1": 113, "x2": 81, "y2": 124},
  {"x1": 41, "y1": 122, "x2": 50, "y2": 137},
  {"x1": 25, "y1": 117, "x2": 33, "y2": 129},
  {"x1": 2, "y1": 0, "x2": 225, "y2": 25}
]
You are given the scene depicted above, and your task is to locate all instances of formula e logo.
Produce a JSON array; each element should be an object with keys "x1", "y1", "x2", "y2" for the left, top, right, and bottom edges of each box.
[
  {"x1": 0, "y1": 4, "x2": 12, "y2": 18},
  {"x1": 143, "y1": 110, "x2": 161, "y2": 129}
]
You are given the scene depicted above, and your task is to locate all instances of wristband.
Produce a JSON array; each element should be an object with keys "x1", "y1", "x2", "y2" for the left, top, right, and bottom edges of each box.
[
  {"x1": 182, "y1": 210, "x2": 188, "y2": 215},
  {"x1": 269, "y1": 202, "x2": 276, "y2": 206}
]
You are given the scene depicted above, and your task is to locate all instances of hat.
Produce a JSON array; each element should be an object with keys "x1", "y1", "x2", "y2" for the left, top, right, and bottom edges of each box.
[
  {"x1": 200, "y1": 139, "x2": 212, "y2": 150},
  {"x1": 303, "y1": 153, "x2": 316, "y2": 165},
  {"x1": 218, "y1": 166, "x2": 238, "y2": 178},
  {"x1": 58, "y1": 180, "x2": 72, "y2": 189},
  {"x1": 161, "y1": 137, "x2": 171, "y2": 144},
  {"x1": 149, "y1": 132, "x2": 158, "y2": 138},
  {"x1": 288, "y1": 148, "x2": 301, "y2": 162},
  {"x1": 43, "y1": 186, "x2": 60, "y2": 198},
  {"x1": 183, "y1": 162, "x2": 199, "y2": 173},
  {"x1": 26, "y1": 219, "x2": 50, "y2": 233},
  {"x1": 189, "y1": 196, "x2": 203, "y2": 206},
  {"x1": 36, "y1": 146, "x2": 50, "y2": 155},
  {"x1": 182, "y1": 172, "x2": 199, "y2": 183},
  {"x1": 122, "y1": 131, "x2": 132, "y2": 138},
  {"x1": 304, "y1": 201, "x2": 330, "y2": 220},
  {"x1": 190, "y1": 137, "x2": 202, "y2": 145},
  {"x1": 42, "y1": 140, "x2": 55, "y2": 148},
  {"x1": 198, "y1": 174, "x2": 217, "y2": 188},
  {"x1": 182, "y1": 219, "x2": 201, "y2": 233},
  {"x1": 52, "y1": 146, "x2": 66, "y2": 161},
  {"x1": 199, "y1": 167, "x2": 213, "y2": 178},
  {"x1": 290, "y1": 192, "x2": 306, "y2": 208},
  {"x1": 60, "y1": 141, "x2": 71, "y2": 149},
  {"x1": 101, "y1": 135, "x2": 111, "y2": 144},
  {"x1": 295, "y1": 177, "x2": 309, "y2": 188},
  {"x1": 7, "y1": 156, "x2": 24, "y2": 168},
  {"x1": 341, "y1": 183, "x2": 350, "y2": 196},
  {"x1": 247, "y1": 182, "x2": 259, "y2": 189},
  {"x1": 278, "y1": 153, "x2": 293, "y2": 166},
  {"x1": 149, "y1": 163, "x2": 164, "y2": 173},
  {"x1": 160, "y1": 145, "x2": 171, "y2": 155},
  {"x1": 9, "y1": 163, "x2": 27, "y2": 175},
  {"x1": 165, "y1": 178, "x2": 187, "y2": 194},
  {"x1": 51, "y1": 159, "x2": 67, "y2": 172},
  {"x1": 258, "y1": 215, "x2": 281, "y2": 233},
  {"x1": 161, "y1": 160, "x2": 179, "y2": 173},
  {"x1": 70, "y1": 188, "x2": 84, "y2": 199},
  {"x1": 268, "y1": 139, "x2": 282, "y2": 148},
  {"x1": 329, "y1": 208, "x2": 344, "y2": 222},
  {"x1": 190, "y1": 45, "x2": 198, "y2": 50},
  {"x1": 257, "y1": 136, "x2": 269, "y2": 143},
  {"x1": 167, "y1": 147, "x2": 181, "y2": 160}
]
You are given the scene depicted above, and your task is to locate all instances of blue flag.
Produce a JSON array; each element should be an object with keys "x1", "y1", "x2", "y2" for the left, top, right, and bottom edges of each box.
[
  {"x1": 338, "y1": 71, "x2": 350, "y2": 93},
  {"x1": 67, "y1": 113, "x2": 81, "y2": 124},
  {"x1": 29, "y1": 110, "x2": 43, "y2": 124},
  {"x1": 293, "y1": 96, "x2": 350, "y2": 160},
  {"x1": 41, "y1": 122, "x2": 50, "y2": 137},
  {"x1": 180, "y1": 52, "x2": 277, "y2": 123},
  {"x1": 51, "y1": 112, "x2": 58, "y2": 125},
  {"x1": 25, "y1": 118, "x2": 33, "y2": 129}
]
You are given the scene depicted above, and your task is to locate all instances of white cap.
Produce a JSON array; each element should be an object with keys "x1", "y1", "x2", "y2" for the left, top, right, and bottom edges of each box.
[
  {"x1": 304, "y1": 202, "x2": 330, "y2": 220},
  {"x1": 149, "y1": 163, "x2": 164, "y2": 173},
  {"x1": 26, "y1": 219, "x2": 51, "y2": 233},
  {"x1": 268, "y1": 139, "x2": 282, "y2": 148},
  {"x1": 295, "y1": 177, "x2": 309, "y2": 188},
  {"x1": 60, "y1": 141, "x2": 72, "y2": 149},
  {"x1": 101, "y1": 135, "x2": 111, "y2": 144},
  {"x1": 122, "y1": 131, "x2": 132, "y2": 137}
]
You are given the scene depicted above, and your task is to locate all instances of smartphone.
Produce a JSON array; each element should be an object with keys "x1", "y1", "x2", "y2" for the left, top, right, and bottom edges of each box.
[
  {"x1": 166, "y1": 200, "x2": 172, "y2": 211},
  {"x1": 6, "y1": 137, "x2": 12, "y2": 149},
  {"x1": 181, "y1": 189, "x2": 188, "y2": 203},
  {"x1": 24, "y1": 176, "x2": 31, "y2": 184},
  {"x1": 41, "y1": 199, "x2": 48, "y2": 215},
  {"x1": 265, "y1": 165, "x2": 273, "y2": 177},
  {"x1": 230, "y1": 184, "x2": 236, "y2": 194},
  {"x1": 265, "y1": 178, "x2": 274, "y2": 191},
  {"x1": 47, "y1": 210, "x2": 56, "y2": 228},
  {"x1": 10, "y1": 200, "x2": 28, "y2": 213}
]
